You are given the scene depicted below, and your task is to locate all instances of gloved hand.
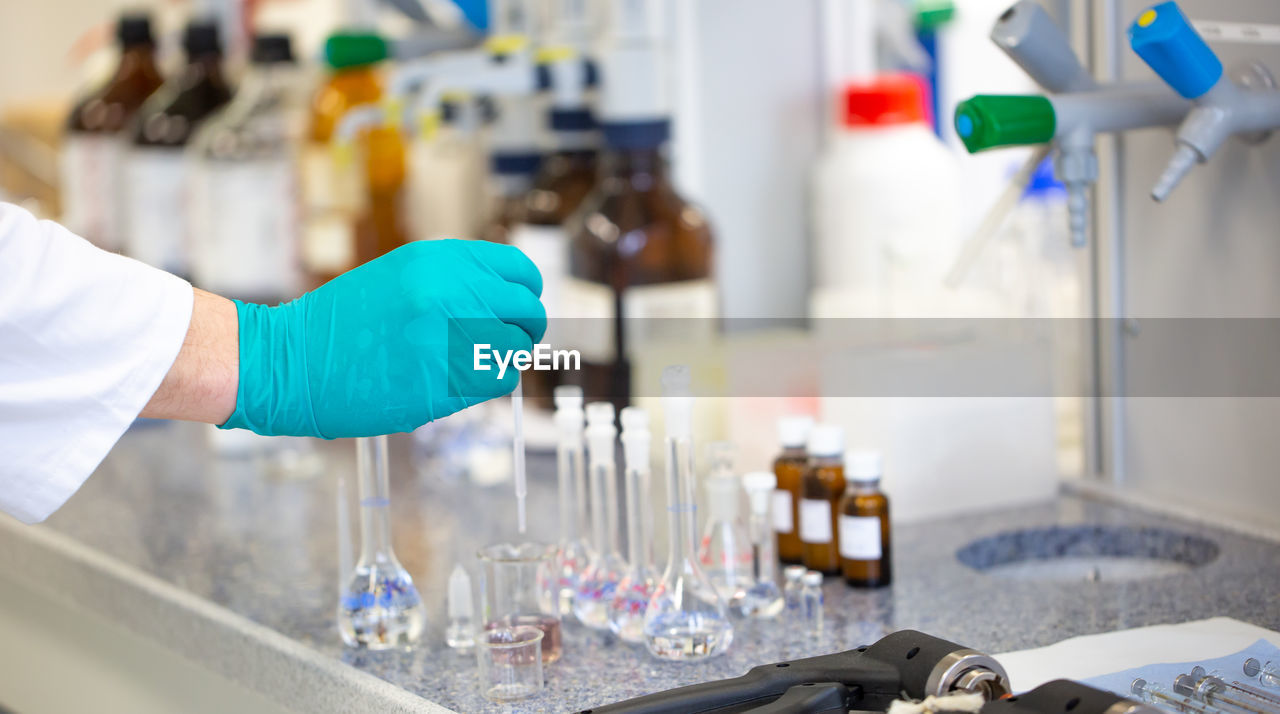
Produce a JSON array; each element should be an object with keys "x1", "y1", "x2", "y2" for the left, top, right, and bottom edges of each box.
[{"x1": 220, "y1": 239, "x2": 545, "y2": 438}]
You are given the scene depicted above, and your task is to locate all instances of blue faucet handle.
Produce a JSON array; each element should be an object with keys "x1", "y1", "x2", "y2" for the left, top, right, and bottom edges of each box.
[{"x1": 1128, "y1": 1, "x2": 1223, "y2": 99}]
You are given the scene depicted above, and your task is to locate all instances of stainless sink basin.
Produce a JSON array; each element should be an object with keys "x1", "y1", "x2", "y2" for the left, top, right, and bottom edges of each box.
[{"x1": 956, "y1": 525, "x2": 1219, "y2": 583}]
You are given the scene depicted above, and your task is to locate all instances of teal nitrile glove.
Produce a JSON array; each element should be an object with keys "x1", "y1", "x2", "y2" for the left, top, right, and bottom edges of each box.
[{"x1": 220, "y1": 239, "x2": 546, "y2": 438}]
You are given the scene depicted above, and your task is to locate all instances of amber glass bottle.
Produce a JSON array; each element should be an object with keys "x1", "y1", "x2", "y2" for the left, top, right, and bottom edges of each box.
[
  {"x1": 304, "y1": 32, "x2": 406, "y2": 283},
  {"x1": 124, "y1": 19, "x2": 232, "y2": 275},
  {"x1": 838, "y1": 451, "x2": 891, "y2": 587},
  {"x1": 773, "y1": 416, "x2": 814, "y2": 565},
  {"x1": 563, "y1": 121, "x2": 715, "y2": 409},
  {"x1": 61, "y1": 12, "x2": 163, "y2": 251},
  {"x1": 508, "y1": 108, "x2": 599, "y2": 407},
  {"x1": 800, "y1": 425, "x2": 845, "y2": 575},
  {"x1": 480, "y1": 153, "x2": 542, "y2": 244}
]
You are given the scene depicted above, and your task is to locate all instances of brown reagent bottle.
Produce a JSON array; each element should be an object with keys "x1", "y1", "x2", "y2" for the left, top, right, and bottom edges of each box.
[
  {"x1": 799, "y1": 425, "x2": 845, "y2": 575},
  {"x1": 837, "y1": 451, "x2": 891, "y2": 588},
  {"x1": 61, "y1": 12, "x2": 163, "y2": 250},
  {"x1": 773, "y1": 416, "x2": 814, "y2": 564}
]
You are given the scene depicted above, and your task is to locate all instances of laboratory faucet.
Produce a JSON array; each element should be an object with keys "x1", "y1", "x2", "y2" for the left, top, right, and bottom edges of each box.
[
  {"x1": 953, "y1": 1, "x2": 1191, "y2": 249},
  {"x1": 1128, "y1": 2, "x2": 1280, "y2": 201}
]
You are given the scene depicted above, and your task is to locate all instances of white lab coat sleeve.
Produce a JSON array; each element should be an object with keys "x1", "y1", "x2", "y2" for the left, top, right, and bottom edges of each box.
[{"x1": 0, "y1": 202, "x2": 193, "y2": 524}]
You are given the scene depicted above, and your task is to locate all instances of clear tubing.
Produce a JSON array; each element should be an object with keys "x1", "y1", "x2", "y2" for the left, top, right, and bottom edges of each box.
[
  {"x1": 589, "y1": 460, "x2": 610, "y2": 562},
  {"x1": 625, "y1": 464, "x2": 649, "y2": 571},
  {"x1": 603, "y1": 459, "x2": 621, "y2": 557},
  {"x1": 512, "y1": 378, "x2": 527, "y2": 533},
  {"x1": 1133, "y1": 679, "x2": 1231, "y2": 714}
]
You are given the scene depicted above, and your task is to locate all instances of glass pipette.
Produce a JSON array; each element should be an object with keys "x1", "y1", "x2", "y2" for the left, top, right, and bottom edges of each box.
[
  {"x1": 512, "y1": 377, "x2": 527, "y2": 533},
  {"x1": 1133, "y1": 678, "x2": 1231, "y2": 714},
  {"x1": 1183, "y1": 667, "x2": 1280, "y2": 711}
]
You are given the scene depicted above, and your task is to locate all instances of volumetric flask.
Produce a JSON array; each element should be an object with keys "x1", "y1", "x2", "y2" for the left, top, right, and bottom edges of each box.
[
  {"x1": 478, "y1": 542, "x2": 562, "y2": 664},
  {"x1": 476, "y1": 625, "x2": 544, "y2": 702}
]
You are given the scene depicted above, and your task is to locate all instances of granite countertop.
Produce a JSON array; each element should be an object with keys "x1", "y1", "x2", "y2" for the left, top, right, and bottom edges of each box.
[{"x1": 8, "y1": 420, "x2": 1280, "y2": 713}]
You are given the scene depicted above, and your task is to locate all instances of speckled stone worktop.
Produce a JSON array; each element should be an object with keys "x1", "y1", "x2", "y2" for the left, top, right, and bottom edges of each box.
[{"x1": 12, "y1": 421, "x2": 1280, "y2": 713}]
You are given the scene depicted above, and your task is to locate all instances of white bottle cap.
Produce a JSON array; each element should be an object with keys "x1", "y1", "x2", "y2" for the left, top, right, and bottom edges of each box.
[
  {"x1": 554, "y1": 384, "x2": 583, "y2": 410},
  {"x1": 777, "y1": 416, "x2": 815, "y2": 449},
  {"x1": 742, "y1": 471, "x2": 777, "y2": 516},
  {"x1": 784, "y1": 564, "x2": 807, "y2": 582},
  {"x1": 802, "y1": 570, "x2": 824, "y2": 587},
  {"x1": 661, "y1": 365, "x2": 693, "y2": 440},
  {"x1": 586, "y1": 421, "x2": 617, "y2": 463},
  {"x1": 447, "y1": 564, "x2": 473, "y2": 618},
  {"x1": 808, "y1": 424, "x2": 844, "y2": 457},
  {"x1": 619, "y1": 406, "x2": 649, "y2": 432},
  {"x1": 619, "y1": 407, "x2": 650, "y2": 470},
  {"x1": 554, "y1": 406, "x2": 584, "y2": 439},
  {"x1": 586, "y1": 401, "x2": 615, "y2": 427},
  {"x1": 847, "y1": 450, "x2": 883, "y2": 482}
]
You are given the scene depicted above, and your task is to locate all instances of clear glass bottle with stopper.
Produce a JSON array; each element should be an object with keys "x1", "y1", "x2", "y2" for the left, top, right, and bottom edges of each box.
[
  {"x1": 643, "y1": 365, "x2": 733, "y2": 660},
  {"x1": 609, "y1": 406, "x2": 660, "y2": 642},
  {"x1": 552, "y1": 385, "x2": 592, "y2": 617},
  {"x1": 739, "y1": 471, "x2": 784, "y2": 617},
  {"x1": 337, "y1": 436, "x2": 426, "y2": 649},
  {"x1": 573, "y1": 402, "x2": 627, "y2": 629}
]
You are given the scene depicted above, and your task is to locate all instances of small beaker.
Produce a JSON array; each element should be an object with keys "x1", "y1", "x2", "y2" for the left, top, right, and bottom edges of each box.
[
  {"x1": 475, "y1": 625, "x2": 544, "y2": 702},
  {"x1": 478, "y1": 542, "x2": 562, "y2": 664}
]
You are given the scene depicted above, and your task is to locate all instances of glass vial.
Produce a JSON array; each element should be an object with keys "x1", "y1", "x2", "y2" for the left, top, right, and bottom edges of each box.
[
  {"x1": 610, "y1": 406, "x2": 659, "y2": 642},
  {"x1": 800, "y1": 570, "x2": 824, "y2": 635},
  {"x1": 800, "y1": 425, "x2": 846, "y2": 575},
  {"x1": 773, "y1": 416, "x2": 813, "y2": 564},
  {"x1": 838, "y1": 451, "x2": 892, "y2": 588},
  {"x1": 643, "y1": 366, "x2": 733, "y2": 660},
  {"x1": 739, "y1": 472, "x2": 784, "y2": 617},
  {"x1": 698, "y1": 473, "x2": 751, "y2": 609},
  {"x1": 574, "y1": 402, "x2": 627, "y2": 628},
  {"x1": 782, "y1": 565, "x2": 807, "y2": 624},
  {"x1": 552, "y1": 386, "x2": 592, "y2": 617},
  {"x1": 446, "y1": 564, "x2": 475, "y2": 649},
  {"x1": 338, "y1": 436, "x2": 426, "y2": 649}
]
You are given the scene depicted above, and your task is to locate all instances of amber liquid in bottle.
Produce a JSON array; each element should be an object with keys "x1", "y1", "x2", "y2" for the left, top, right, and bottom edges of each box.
[
  {"x1": 306, "y1": 59, "x2": 406, "y2": 284},
  {"x1": 566, "y1": 146, "x2": 714, "y2": 410},
  {"x1": 800, "y1": 455, "x2": 845, "y2": 575},
  {"x1": 774, "y1": 446, "x2": 807, "y2": 564},
  {"x1": 130, "y1": 25, "x2": 232, "y2": 149},
  {"x1": 66, "y1": 18, "x2": 163, "y2": 134},
  {"x1": 838, "y1": 482, "x2": 891, "y2": 587}
]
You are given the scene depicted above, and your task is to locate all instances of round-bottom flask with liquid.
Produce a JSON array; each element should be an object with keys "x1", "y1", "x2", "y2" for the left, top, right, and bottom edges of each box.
[
  {"x1": 478, "y1": 542, "x2": 563, "y2": 664},
  {"x1": 643, "y1": 366, "x2": 732, "y2": 659},
  {"x1": 338, "y1": 436, "x2": 426, "y2": 649}
]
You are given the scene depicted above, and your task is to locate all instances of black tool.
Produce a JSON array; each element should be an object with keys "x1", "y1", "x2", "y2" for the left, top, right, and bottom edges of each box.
[{"x1": 584, "y1": 630, "x2": 1010, "y2": 714}]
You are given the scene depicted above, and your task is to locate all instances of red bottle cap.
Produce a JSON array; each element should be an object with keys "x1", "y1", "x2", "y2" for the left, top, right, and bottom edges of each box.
[{"x1": 842, "y1": 73, "x2": 929, "y2": 127}]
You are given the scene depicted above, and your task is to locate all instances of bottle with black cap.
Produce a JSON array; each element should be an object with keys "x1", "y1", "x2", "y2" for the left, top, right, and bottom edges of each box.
[
  {"x1": 122, "y1": 18, "x2": 232, "y2": 276},
  {"x1": 61, "y1": 11, "x2": 164, "y2": 252},
  {"x1": 561, "y1": 0, "x2": 716, "y2": 410},
  {"x1": 189, "y1": 33, "x2": 304, "y2": 305}
]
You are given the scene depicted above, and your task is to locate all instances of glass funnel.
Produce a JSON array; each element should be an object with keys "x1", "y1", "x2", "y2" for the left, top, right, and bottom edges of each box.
[
  {"x1": 478, "y1": 542, "x2": 563, "y2": 664},
  {"x1": 337, "y1": 435, "x2": 426, "y2": 649},
  {"x1": 643, "y1": 366, "x2": 733, "y2": 660},
  {"x1": 609, "y1": 406, "x2": 660, "y2": 642},
  {"x1": 552, "y1": 385, "x2": 592, "y2": 618},
  {"x1": 573, "y1": 402, "x2": 628, "y2": 629}
]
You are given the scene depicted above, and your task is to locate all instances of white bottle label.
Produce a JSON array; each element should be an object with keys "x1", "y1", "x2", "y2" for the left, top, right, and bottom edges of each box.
[
  {"x1": 60, "y1": 134, "x2": 125, "y2": 251},
  {"x1": 558, "y1": 277, "x2": 718, "y2": 363},
  {"x1": 510, "y1": 223, "x2": 568, "y2": 341},
  {"x1": 798, "y1": 498, "x2": 832, "y2": 544},
  {"x1": 300, "y1": 144, "x2": 362, "y2": 274},
  {"x1": 772, "y1": 490, "x2": 794, "y2": 533},
  {"x1": 838, "y1": 515, "x2": 883, "y2": 560},
  {"x1": 123, "y1": 147, "x2": 188, "y2": 274},
  {"x1": 190, "y1": 158, "x2": 301, "y2": 300}
]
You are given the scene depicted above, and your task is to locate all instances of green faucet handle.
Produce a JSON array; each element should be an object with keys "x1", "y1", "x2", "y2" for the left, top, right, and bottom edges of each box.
[{"x1": 953, "y1": 95, "x2": 1056, "y2": 153}]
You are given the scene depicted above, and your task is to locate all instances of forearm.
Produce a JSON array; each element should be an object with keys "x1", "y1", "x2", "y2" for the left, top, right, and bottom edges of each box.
[{"x1": 140, "y1": 288, "x2": 239, "y2": 424}]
